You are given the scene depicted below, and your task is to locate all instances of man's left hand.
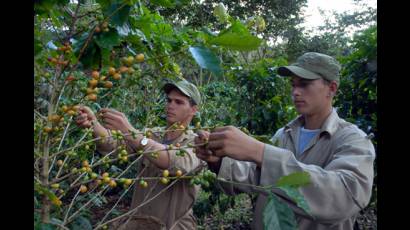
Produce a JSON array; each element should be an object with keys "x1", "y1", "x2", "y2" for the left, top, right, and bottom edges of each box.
[{"x1": 100, "y1": 108, "x2": 135, "y2": 134}]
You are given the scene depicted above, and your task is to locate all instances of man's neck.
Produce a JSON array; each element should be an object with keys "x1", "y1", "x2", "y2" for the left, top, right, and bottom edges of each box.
[
  {"x1": 164, "y1": 130, "x2": 183, "y2": 142},
  {"x1": 165, "y1": 121, "x2": 189, "y2": 142},
  {"x1": 303, "y1": 106, "x2": 333, "y2": 130}
]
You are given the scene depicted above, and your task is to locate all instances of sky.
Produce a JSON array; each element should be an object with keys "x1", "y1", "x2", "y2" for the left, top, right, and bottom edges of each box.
[{"x1": 301, "y1": 0, "x2": 377, "y2": 34}]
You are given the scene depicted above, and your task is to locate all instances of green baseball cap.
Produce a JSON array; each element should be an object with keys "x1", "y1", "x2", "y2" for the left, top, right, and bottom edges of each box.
[
  {"x1": 163, "y1": 80, "x2": 201, "y2": 105},
  {"x1": 277, "y1": 52, "x2": 341, "y2": 82}
]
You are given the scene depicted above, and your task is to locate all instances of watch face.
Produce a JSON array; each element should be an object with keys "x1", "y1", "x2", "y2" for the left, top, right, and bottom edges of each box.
[{"x1": 141, "y1": 137, "x2": 148, "y2": 146}]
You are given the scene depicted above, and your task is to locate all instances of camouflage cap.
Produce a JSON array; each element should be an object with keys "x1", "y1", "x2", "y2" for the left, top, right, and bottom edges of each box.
[
  {"x1": 277, "y1": 52, "x2": 341, "y2": 82},
  {"x1": 163, "y1": 80, "x2": 201, "y2": 105}
]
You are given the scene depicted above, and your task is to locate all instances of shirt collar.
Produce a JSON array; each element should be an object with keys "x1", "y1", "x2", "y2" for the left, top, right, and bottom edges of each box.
[{"x1": 284, "y1": 108, "x2": 340, "y2": 137}]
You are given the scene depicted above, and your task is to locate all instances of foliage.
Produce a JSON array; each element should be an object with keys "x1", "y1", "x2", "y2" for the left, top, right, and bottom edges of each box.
[{"x1": 34, "y1": 0, "x2": 376, "y2": 229}]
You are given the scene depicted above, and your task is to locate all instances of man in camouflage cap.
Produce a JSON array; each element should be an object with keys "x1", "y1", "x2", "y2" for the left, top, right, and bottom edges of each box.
[
  {"x1": 278, "y1": 52, "x2": 341, "y2": 83},
  {"x1": 75, "y1": 79, "x2": 203, "y2": 229},
  {"x1": 163, "y1": 79, "x2": 202, "y2": 106},
  {"x1": 194, "y1": 52, "x2": 375, "y2": 230}
]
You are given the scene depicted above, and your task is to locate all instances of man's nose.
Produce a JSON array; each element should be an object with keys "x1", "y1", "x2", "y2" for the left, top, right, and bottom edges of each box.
[{"x1": 292, "y1": 87, "x2": 301, "y2": 97}]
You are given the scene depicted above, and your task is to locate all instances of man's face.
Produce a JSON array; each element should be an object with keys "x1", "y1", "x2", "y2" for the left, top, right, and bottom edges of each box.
[
  {"x1": 165, "y1": 89, "x2": 197, "y2": 126},
  {"x1": 290, "y1": 76, "x2": 333, "y2": 116}
]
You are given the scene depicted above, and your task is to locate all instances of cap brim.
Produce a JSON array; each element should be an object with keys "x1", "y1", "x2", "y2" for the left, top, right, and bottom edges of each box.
[
  {"x1": 277, "y1": 66, "x2": 322, "y2": 80},
  {"x1": 163, "y1": 83, "x2": 191, "y2": 98}
]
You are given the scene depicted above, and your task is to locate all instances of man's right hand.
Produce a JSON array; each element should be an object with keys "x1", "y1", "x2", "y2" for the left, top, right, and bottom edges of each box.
[
  {"x1": 194, "y1": 130, "x2": 221, "y2": 164},
  {"x1": 75, "y1": 106, "x2": 97, "y2": 128}
]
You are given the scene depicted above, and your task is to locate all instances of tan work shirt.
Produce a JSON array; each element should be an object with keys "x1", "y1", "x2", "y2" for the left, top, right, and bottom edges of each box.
[
  {"x1": 217, "y1": 109, "x2": 375, "y2": 230},
  {"x1": 102, "y1": 128, "x2": 202, "y2": 230}
]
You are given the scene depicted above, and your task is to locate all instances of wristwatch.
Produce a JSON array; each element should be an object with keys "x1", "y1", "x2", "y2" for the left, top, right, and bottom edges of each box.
[{"x1": 140, "y1": 136, "x2": 148, "y2": 148}]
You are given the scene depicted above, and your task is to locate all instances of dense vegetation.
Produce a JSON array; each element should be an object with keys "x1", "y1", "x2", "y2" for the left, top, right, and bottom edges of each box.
[{"x1": 34, "y1": 0, "x2": 376, "y2": 229}]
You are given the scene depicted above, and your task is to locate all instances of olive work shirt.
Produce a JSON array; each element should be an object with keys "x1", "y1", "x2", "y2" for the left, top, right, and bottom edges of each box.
[
  {"x1": 100, "y1": 128, "x2": 202, "y2": 230},
  {"x1": 217, "y1": 109, "x2": 375, "y2": 230}
]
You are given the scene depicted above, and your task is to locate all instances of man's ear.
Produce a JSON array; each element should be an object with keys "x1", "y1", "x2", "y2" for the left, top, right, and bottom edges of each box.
[
  {"x1": 329, "y1": 80, "x2": 338, "y2": 96},
  {"x1": 191, "y1": 105, "x2": 198, "y2": 116}
]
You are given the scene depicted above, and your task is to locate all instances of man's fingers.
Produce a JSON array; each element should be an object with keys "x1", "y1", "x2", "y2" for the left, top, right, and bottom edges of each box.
[
  {"x1": 196, "y1": 152, "x2": 220, "y2": 163},
  {"x1": 212, "y1": 126, "x2": 232, "y2": 133},
  {"x1": 194, "y1": 146, "x2": 209, "y2": 156},
  {"x1": 209, "y1": 132, "x2": 227, "y2": 141},
  {"x1": 79, "y1": 106, "x2": 94, "y2": 116},
  {"x1": 207, "y1": 140, "x2": 224, "y2": 150},
  {"x1": 101, "y1": 108, "x2": 123, "y2": 116},
  {"x1": 212, "y1": 149, "x2": 226, "y2": 157},
  {"x1": 75, "y1": 113, "x2": 88, "y2": 121},
  {"x1": 101, "y1": 112, "x2": 123, "y2": 122},
  {"x1": 196, "y1": 130, "x2": 210, "y2": 140},
  {"x1": 103, "y1": 124, "x2": 114, "y2": 130},
  {"x1": 77, "y1": 121, "x2": 91, "y2": 128}
]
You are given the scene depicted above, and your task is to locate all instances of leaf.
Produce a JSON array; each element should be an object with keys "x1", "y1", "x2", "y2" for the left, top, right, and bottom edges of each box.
[
  {"x1": 69, "y1": 216, "x2": 93, "y2": 230},
  {"x1": 49, "y1": 9, "x2": 63, "y2": 28},
  {"x1": 50, "y1": 218, "x2": 64, "y2": 226},
  {"x1": 34, "y1": 0, "x2": 69, "y2": 16},
  {"x1": 278, "y1": 185, "x2": 311, "y2": 215},
  {"x1": 34, "y1": 183, "x2": 58, "y2": 203},
  {"x1": 221, "y1": 20, "x2": 249, "y2": 35},
  {"x1": 210, "y1": 20, "x2": 262, "y2": 51},
  {"x1": 210, "y1": 33, "x2": 262, "y2": 51},
  {"x1": 276, "y1": 171, "x2": 310, "y2": 188},
  {"x1": 189, "y1": 46, "x2": 222, "y2": 76},
  {"x1": 34, "y1": 38, "x2": 43, "y2": 56},
  {"x1": 103, "y1": 3, "x2": 131, "y2": 26},
  {"x1": 95, "y1": 28, "x2": 121, "y2": 49},
  {"x1": 36, "y1": 223, "x2": 56, "y2": 230},
  {"x1": 79, "y1": 41, "x2": 101, "y2": 69},
  {"x1": 263, "y1": 193, "x2": 298, "y2": 230},
  {"x1": 150, "y1": 0, "x2": 176, "y2": 8}
]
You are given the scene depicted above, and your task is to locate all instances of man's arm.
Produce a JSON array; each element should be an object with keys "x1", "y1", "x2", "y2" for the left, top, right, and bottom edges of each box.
[
  {"x1": 99, "y1": 108, "x2": 174, "y2": 169},
  {"x1": 208, "y1": 126, "x2": 375, "y2": 223}
]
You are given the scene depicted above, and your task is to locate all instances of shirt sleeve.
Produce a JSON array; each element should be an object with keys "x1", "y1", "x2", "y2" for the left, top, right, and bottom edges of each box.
[{"x1": 167, "y1": 135, "x2": 203, "y2": 174}]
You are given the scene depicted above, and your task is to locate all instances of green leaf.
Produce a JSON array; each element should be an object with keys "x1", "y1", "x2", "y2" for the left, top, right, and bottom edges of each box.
[
  {"x1": 150, "y1": 0, "x2": 176, "y2": 8},
  {"x1": 221, "y1": 20, "x2": 249, "y2": 35},
  {"x1": 34, "y1": 38, "x2": 43, "y2": 56},
  {"x1": 263, "y1": 193, "x2": 298, "y2": 230},
  {"x1": 95, "y1": 28, "x2": 121, "y2": 49},
  {"x1": 276, "y1": 171, "x2": 310, "y2": 188},
  {"x1": 50, "y1": 218, "x2": 64, "y2": 226},
  {"x1": 49, "y1": 9, "x2": 63, "y2": 28},
  {"x1": 69, "y1": 216, "x2": 92, "y2": 230},
  {"x1": 34, "y1": 183, "x2": 58, "y2": 203},
  {"x1": 34, "y1": 0, "x2": 69, "y2": 16},
  {"x1": 278, "y1": 185, "x2": 311, "y2": 215},
  {"x1": 35, "y1": 223, "x2": 56, "y2": 230},
  {"x1": 189, "y1": 46, "x2": 222, "y2": 76},
  {"x1": 210, "y1": 32, "x2": 262, "y2": 51},
  {"x1": 103, "y1": 3, "x2": 131, "y2": 26},
  {"x1": 101, "y1": 48, "x2": 111, "y2": 66},
  {"x1": 210, "y1": 20, "x2": 262, "y2": 51},
  {"x1": 80, "y1": 41, "x2": 101, "y2": 69}
]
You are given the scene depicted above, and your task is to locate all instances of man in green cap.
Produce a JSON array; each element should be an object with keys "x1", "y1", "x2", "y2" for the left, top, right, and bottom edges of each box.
[
  {"x1": 194, "y1": 52, "x2": 375, "y2": 230},
  {"x1": 75, "y1": 79, "x2": 203, "y2": 229}
]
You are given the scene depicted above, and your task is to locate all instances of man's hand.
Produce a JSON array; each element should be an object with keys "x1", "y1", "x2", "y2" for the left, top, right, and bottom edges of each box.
[
  {"x1": 100, "y1": 108, "x2": 135, "y2": 134},
  {"x1": 194, "y1": 130, "x2": 221, "y2": 163},
  {"x1": 207, "y1": 126, "x2": 265, "y2": 165},
  {"x1": 75, "y1": 106, "x2": 97, "y2": 128}
]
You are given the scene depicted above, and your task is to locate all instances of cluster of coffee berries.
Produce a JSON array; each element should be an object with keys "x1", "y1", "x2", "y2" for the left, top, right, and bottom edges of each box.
[{"x1": 190, "y1": 170, "x2": 217, "y2": 188}]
